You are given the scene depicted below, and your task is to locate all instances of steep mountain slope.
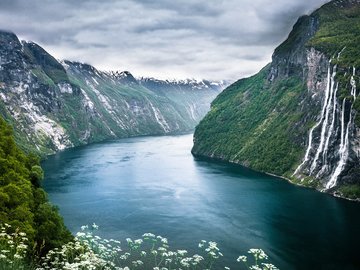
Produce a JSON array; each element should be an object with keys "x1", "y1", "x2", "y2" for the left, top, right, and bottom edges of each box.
[
  {"x1": 192, "y1": 0, "x2": 360, "y2": 200},
  {"x1": 139, "y1": 77, "x2": 226, "y2": 124},
  {"x1": 0, "y1": 31, "x2": 223, "y2": 154}
]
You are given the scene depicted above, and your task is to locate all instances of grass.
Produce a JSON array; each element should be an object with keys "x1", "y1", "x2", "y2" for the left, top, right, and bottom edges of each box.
[{"x1": 338, "y1": 184, "x2": 360, "y2": 200}]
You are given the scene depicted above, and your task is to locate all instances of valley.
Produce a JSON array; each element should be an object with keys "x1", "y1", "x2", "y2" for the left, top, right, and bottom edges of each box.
[{"x1": 0, "y1": 31, "x2": 225, "y2": 154}]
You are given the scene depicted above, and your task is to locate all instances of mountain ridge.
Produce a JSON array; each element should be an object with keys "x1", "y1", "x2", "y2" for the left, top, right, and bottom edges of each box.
[{"x1": 0, "y1": 30, "x2": 225, "y2": 155}]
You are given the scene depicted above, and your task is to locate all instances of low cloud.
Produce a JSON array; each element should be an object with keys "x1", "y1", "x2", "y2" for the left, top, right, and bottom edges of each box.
[{"x1": 0, "y1": 0, "x2": 329, "y2": 80}]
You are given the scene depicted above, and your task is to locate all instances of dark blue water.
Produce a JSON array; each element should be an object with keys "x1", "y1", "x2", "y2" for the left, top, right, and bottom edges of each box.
[{"x1": 42, "y1": 134, "x2": 360, "y2": 270}]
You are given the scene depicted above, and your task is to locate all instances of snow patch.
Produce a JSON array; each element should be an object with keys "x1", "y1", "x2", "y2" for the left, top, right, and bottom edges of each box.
[
  {"x1": 80, "y1": 88, "x2": 95, "y2": 112},
  {"x1": 20, "y1": 101, "x2": 73, "y2": 151},
  {"x1": 58, "y1": 82, "x2": 73, "y2": 94},
  {"x1": 12, "y1": 81, "x2": 28, "y2": 94}
]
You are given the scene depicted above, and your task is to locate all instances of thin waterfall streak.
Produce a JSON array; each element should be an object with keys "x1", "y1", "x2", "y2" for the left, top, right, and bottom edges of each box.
[
  {"x1": 293, "y1": 64, "x2": 332, "y2": 176},
  {"x1": 323, "y1": 82, "x2": 338, "y2": 165},
  {"x1": 310, "y1": 66, "x2": 337, "y2": 174},
  {"x1": 321, "y1": 65, "x2": 332, "y2": 118},
  {"x1": 326, "y1": 72, "x2": 355, "y2": 189},
  {"x1": 326, "y1": 106, "x2": 352, "y2": 189},
  {"x1": 337, "y1": 47, "x2": 346, "y2": 59},
  {"x1": 340, "y1": 98, "x2": 346, "y2": 147},
  {"x1": 351, "y1": 67, "x2": 356, "y2": 101},
  {"x1": 293, "y1": 124, "x2": 319, "y2": 176}
]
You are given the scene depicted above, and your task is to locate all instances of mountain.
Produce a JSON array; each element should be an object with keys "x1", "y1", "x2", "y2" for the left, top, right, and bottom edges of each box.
[
  {"x1": 192, "y1": 0, "x2": 360, "y2": 200},
  {"x1": 139, "y1": 77, "x2": 226, "y2": 123},
  {"x1": 0, "y1": 31, "x2": 225, "y2": 155}
]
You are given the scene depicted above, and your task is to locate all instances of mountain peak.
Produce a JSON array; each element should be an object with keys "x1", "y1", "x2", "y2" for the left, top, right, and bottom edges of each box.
[
  {"x1": 0, "y1": 30, "x2": 22, "y2": 51},
  {"x1": 109, "y1": 70, "x2": 138, "y2": 85}
]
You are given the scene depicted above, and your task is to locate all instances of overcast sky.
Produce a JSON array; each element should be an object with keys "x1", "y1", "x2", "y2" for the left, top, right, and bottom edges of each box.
[{"x1": 0, "y1": 0, "x2": 329, "y2": 81}]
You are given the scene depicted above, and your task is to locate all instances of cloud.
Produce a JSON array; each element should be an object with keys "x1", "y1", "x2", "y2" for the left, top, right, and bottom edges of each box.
[{"x1": 0, "y1": 0, "x2": 329, "y2": 80}]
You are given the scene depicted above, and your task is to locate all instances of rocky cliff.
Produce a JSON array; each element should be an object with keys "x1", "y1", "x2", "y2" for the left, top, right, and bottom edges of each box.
[
  {"x1": 0, "y1": 31, "x2": 225, "y2": 154},
  {"x1": 192, "y1": 0, "x2": 360, "y2": 200}
]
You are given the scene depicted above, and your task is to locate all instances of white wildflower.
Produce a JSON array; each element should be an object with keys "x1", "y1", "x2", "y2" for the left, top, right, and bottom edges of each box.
[
  {"x1": 237, "y1": 255, "x2": 247, "y2": 262},
  {"x1": 177, "y1": 250, "x2": 188, "y2": 256},
  {"x1": 134, "y1": 239, "x2": 143, "y2": 245},
  {"x1": 262, "y1": 263, "x2": 279, "y2": 270}
]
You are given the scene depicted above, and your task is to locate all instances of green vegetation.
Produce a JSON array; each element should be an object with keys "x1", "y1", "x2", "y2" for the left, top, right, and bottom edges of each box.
[
  {"x1": 274, "y1": 15, "x2": 313, "y2": 56},
  {"x1": 23, "y1": 42, "x2": 69, "y2": 84},
  {"x1": 308, "y1": 0, "x2": 360, "y2": 119},
  {"x1": 193, "y1": 66, "x2": 307, "y2": 176},
  {"x1": 338, "y1": 184, "x2": 360, "y2": 200},
  {"x1": 193, "y1": 0, "x2": 360, "y2": 195},
  {"x1": 0, "y1": 224, "x2": 29, "y2": 270},
  {"x1": 30, "y1": 68, "x2": 56, "y2": 87},
  {"x1": 0, "y1": 116, "x2": 72, "y2": 257},
  {"x1": 308, "y1": 1, "x2": 360, "y2": 67}
]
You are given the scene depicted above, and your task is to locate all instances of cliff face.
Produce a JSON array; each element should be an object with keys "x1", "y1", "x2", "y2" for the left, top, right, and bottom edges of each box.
[
  {"x1": 0, "y1": 31, "x2": 224, "y2": 154},
  {"x1": 192, "y1": 0, "x2": 360, "y2": 200}
]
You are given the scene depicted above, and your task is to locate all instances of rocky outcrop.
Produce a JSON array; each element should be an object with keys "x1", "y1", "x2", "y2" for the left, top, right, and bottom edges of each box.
[{"x1": 0, "y1": 31, "x2": 224, "y2": 154}]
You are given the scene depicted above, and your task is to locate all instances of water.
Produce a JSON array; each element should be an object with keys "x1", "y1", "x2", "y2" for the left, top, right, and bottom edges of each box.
[{"x1": 42, "y1": 134, "x2": 360, "y2": 270}]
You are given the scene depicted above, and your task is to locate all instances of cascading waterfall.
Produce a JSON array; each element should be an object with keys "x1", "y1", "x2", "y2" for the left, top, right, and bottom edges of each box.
[
  {"x1": 294, "y1": 58, "x2": 357, "y2": 190},
  {"x1": 325, "y1": 68, "x2": 357, "y2": 189},
  {"x1": 326, "y1": 101, "x2": 352, "y2": 189},
  {"x1": 310, "y1": 65, "x2": 337, "y2": 174},
  {"x1": 293, "y1": 125, "x2": 319, "y2": 176},
  {"x1": 340, "y1": 98, "x2": 346, "y2": 148},
  {"x1": 293, "y1": 63, "x2": 332, "y2": 177},
  {"x1": 320, "y1": 82, "x2": 338, "y2": 174}
]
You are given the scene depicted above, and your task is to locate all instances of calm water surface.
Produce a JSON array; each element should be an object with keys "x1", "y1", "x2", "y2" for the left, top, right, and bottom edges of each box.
[{"x1": 42, "y1": 134, "x2": 360, "y2": 269}]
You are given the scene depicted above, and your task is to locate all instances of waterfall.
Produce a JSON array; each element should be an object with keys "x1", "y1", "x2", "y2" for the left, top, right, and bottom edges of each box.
[
  {"x1": 321, "y1": 82, "x2": 339, "y2": 172},
  {"x1": 310, "y1": 65, "x2": 337, "y2": 174},
  {"x1": 293, "y1": 124, "x2": 319, "y2": 176},
  {"x1": 293, "y1": 64, "x2": 332, "y2": 176},
  {"x1": 326, "y1": 102, "x2": 352, "y2": 189},
  {"x1": 351, "y1": 67, "x2": 357, "y2": 101},
  {"x1": 293, "y1": 51, "x2": 355, "y2": 189},
  {"x1": 326, "y1": 68, "x2": 356, "y2": 189},
  {"x1": 340, "y1": 98, "x2": 346, "y2": 148}
]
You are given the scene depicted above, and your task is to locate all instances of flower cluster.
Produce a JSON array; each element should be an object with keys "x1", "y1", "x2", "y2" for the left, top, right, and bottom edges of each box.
[
  {"x1": 0, "y1": 223, "x2": 29, "y2": 270},
  {"x1": 237, "y1": 248, "x2": 278, "y2": 270},
  {"x1": 120, "y1": 232, "x2": 210, "y2": 269},
  {"x1": 36, "y1": 224, "x2": 123, "y2": 270},
  {"x1": 1, "y1": 223, "x2": 279, "y2": 270},
  {"x1": 54, "y1": 226, "x2": 226, "y2": 269}
]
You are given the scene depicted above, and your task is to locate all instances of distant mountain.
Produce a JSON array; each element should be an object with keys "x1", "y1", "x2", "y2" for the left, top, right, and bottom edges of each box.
[
  {"x1": 192, "y1": 0, "x2": 360, "y2": 200},
  {"x1": 0, "y1": 30, "x2": 225, "y2": 154}
]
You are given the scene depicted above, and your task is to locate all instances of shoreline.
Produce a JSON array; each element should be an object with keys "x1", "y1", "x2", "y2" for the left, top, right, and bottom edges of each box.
[{"x1": 192, "y1": 151, "x2": 360, "y2": 203}]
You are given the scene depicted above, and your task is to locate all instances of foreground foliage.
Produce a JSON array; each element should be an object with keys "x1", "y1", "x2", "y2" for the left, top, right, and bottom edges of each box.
[
  {"x1": 1, "y1": 223, "x2": 278, "y2": 270},
  {"x1": 0, "y1": 116, "x2": 72, "y2": 256},
  {"x1": 0, "y1": 223, "x2": 29, "y2": 270}
]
